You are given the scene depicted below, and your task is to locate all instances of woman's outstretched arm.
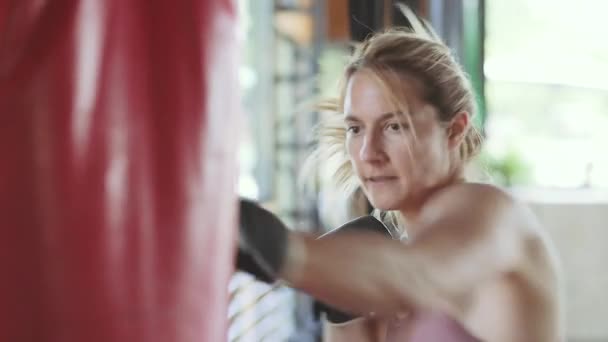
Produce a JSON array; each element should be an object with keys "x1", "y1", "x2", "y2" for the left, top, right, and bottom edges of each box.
[{"x1": 280, "y1": 184, "x2": 525, "y2": 318}]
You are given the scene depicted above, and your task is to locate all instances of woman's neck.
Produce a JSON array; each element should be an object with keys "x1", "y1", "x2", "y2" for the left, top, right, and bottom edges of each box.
[{"x1": 398, "y1": 170, "x2": 466, "y2": 238}]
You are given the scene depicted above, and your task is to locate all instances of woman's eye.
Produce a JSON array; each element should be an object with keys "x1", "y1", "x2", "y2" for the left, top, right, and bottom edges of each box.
[
  {"x1": 386, "y1": 123, "x2": 407, "y2": 132},
  {"x1": 346, "y1": 126, "x2": 361, "y2": 134}
]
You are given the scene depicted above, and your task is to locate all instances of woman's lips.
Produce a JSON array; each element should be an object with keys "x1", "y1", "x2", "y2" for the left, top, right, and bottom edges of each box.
[{"x1": 366, "y1": 176, "x2": 398, "y2": 183}]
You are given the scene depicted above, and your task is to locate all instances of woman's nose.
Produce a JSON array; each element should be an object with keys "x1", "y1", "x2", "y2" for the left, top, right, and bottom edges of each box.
[{"x1": 359, "y1": 133, "x2": 385, "y2": 162}]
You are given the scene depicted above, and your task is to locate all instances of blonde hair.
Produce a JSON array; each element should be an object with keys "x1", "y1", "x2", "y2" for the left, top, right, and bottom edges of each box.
[{"x1": 305, "y1": 6, "x2": 483, "y2": 233}]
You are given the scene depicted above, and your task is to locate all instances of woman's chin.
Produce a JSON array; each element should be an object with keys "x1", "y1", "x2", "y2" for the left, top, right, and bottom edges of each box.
[{"x1": 368, "y1": 197, "x2": 404, "y2": 211}]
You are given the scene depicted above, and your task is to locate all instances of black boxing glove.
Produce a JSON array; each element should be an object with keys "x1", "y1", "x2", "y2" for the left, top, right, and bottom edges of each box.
[
  {"x1": 314, "y1": 215, "x2": 393, "y2": 324},
  {"x1": 237, "y1": 199, "x2": 393, "y2": 324},
  {"x1": 236, "y1": 198, "x2": 289, "y2": 283}
]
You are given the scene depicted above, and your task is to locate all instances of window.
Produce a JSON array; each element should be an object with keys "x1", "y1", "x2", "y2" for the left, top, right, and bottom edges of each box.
[{"x1": 483, "y1": 0, "x2": 608, "y2": 188}]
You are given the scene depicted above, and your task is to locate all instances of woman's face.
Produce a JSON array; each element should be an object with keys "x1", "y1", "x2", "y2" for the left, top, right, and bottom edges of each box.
[{"x1": 343, "y1": 70, "x2": 463, "y2": 212}]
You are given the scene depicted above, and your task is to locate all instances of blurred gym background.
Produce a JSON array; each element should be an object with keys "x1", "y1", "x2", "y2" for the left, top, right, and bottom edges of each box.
[{"x1": 229, "y1": 0, "x2": 608, "y2": 341}]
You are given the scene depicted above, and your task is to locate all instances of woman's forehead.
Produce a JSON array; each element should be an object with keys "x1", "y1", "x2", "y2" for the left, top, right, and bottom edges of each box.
[
  {"x1": 343, "y1": 104, "x2": 437, "y2": 126},
  {"x1": 344, "y1": 69, "x2": 430, "y2": 116}
]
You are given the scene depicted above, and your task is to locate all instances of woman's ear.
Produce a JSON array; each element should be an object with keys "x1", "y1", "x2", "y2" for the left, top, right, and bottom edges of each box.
[{"x1": 446, "y1": 111, "x2": 469, "y2": 147}]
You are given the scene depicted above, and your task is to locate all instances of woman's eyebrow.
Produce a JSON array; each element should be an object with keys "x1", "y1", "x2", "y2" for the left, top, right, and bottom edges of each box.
[{"x1": 344, "y1": 111, "x2": 405, "y2": 123}]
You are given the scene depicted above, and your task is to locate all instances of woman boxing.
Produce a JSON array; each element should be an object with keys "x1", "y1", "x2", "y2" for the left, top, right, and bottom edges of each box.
[{"x1": 238, "y1": 7, "x2": 564, "y2": 342}]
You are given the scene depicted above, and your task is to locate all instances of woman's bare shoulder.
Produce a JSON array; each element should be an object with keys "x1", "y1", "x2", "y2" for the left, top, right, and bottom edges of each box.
[
  {"x1": 437, "y1": 183, "x2": 560, "y2": 270},
  {"x1": 424, "y1": 182, "x2": 519, "y2": 219},
  {"x1": 420, "y1": 182, "x2": 544, "y2": 253}
]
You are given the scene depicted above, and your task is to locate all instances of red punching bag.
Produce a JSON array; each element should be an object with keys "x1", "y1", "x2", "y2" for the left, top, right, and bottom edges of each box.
[{"x1": 0, "y1": 0, "x2": 239, "y2": 341}]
